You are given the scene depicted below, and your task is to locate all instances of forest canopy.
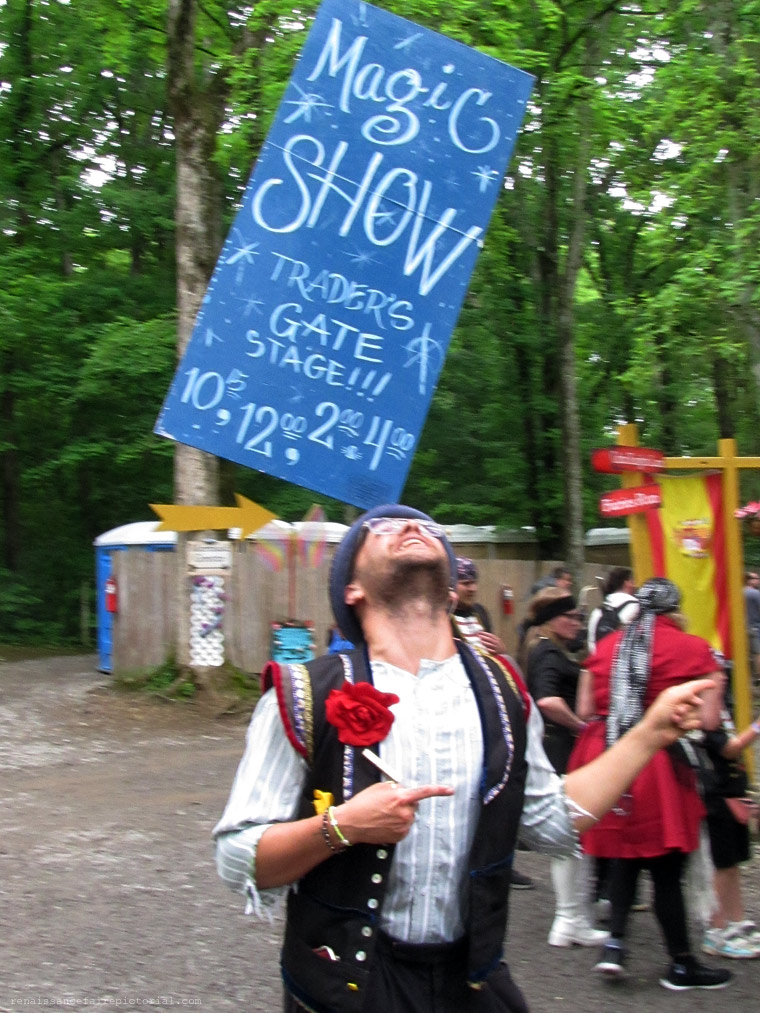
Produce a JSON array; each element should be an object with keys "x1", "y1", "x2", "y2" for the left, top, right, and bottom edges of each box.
[{"x1": 1, "y1": 0, "x2": 759, "y2": 642}]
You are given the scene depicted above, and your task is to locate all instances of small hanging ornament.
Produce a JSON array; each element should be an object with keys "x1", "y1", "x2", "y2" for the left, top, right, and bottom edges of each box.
[{"x1": 734, "y1": 501, "x2": 760, "y2": 536}]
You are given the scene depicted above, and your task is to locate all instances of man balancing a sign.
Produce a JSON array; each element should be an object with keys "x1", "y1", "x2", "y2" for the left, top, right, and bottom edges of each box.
[{"x1": 214, "y1": 504, "x2": 719, "y2": 1012}]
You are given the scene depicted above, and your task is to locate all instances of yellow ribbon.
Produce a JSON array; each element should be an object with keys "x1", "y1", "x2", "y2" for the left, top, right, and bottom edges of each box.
[{"x1": 313, "y1": 789, "x2": 334, "y2": 815}]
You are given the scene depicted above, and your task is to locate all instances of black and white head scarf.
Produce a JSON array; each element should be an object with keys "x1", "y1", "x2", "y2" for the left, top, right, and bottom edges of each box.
[{"x1": 606, "y1": 578, "x2": 681, "y2": 747}]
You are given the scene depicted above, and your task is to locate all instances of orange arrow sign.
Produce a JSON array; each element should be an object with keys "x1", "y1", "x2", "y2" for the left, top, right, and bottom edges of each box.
[{"x1": 149, "y1": 494, "x2": 277, "y2": 539}]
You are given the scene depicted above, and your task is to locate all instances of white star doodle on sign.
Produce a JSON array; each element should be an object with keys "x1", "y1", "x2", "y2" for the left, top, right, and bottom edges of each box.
[
  {"x1": 283, "y1": 83, "x2": 333, "y2": 124},
  {"x1": 473, "y1": 166, "x2": 499, "y2": 193},
  {"x1": 204, "y1": 327, "x2": 223, "y2": 348},
  {"x1": 347, "y1": 248, "x2": 379, "y2": 267},
  {"x1": 236, "y1": 294, "x2": 265, "y2": 317},
  {"x1": 342, "y1": 446, "x2": 363, "y2": 461},
  {"x1": 404, "y1": 323, "x2": 444, "y2": 396},
  {"x1": 395, "y1": 32, "x2": 422, "y2": 51},
  {"x1": 226, "y1": 229, "x2": 260, "y2": 285},
  {"x1": 226, "y1": 231, "x2": 259, "y2": 266}
]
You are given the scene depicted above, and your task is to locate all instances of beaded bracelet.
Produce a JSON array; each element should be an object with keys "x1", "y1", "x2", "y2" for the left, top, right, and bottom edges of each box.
[
  {"x1": 328, "y1": 806, "x2": 353, "y2": 848},
  {"x1": 321, "y1": 809, "x2": 342, "y2": 852}
]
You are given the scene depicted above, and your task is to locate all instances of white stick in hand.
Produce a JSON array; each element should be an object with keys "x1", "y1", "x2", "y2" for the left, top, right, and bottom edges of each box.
[{"x1": 361, "y1": 748, "x2": 403, "y2": 785}]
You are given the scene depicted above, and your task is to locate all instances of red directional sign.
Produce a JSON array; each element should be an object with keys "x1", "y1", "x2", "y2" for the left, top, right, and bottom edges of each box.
[
  {"x1": 599, "y1": 484, "x2": 662, "y2": 518},
  {"x1": 591, "y1": 447, "x2": 665, "y2": 474}
]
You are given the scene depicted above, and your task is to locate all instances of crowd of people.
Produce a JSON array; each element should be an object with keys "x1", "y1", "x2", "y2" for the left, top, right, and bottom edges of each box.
[{"x1": 213, "y1": 506, "x2": 759, "y2": 1011}]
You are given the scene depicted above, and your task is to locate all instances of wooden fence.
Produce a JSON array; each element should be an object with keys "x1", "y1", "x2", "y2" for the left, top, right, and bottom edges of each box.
[{"x1": 107, "y1": 539, "x2": 626, "y2": 675}]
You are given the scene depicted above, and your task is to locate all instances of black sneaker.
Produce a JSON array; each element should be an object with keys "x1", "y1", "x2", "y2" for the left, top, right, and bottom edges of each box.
[
  {"x1": 594, "y1": 941, "x2": 627, "y2": 979},
  {"x1": 509, "y1": 868, "x2": 535, "y2": 890},
  {"x1": 659, "y1": 957, "x2": 732, "y2": 991}
]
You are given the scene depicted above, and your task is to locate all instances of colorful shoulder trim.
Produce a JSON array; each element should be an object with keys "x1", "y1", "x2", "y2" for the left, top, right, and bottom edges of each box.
[
  {"x1": 261, "y1": 660, "x2": 314, "y2": 763},
  {"x1": 469, "y1": 649, "x2": 516, "y2": 805},
  {"x1": 493, "y1": 654, "x2": 531, "y2": 720}
]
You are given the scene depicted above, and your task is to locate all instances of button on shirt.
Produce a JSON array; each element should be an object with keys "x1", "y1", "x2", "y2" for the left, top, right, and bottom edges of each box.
[{"x1": 214, "y1": 654, "x2": 577, "y2": 943}]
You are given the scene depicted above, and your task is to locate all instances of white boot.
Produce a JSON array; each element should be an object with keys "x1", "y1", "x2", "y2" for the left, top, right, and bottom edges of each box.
[{"x1": 548, "y1": 856, "x2": 609, "y2": 947}]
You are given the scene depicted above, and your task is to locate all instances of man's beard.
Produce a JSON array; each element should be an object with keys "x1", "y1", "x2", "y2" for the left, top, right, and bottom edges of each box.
[{"x1": 357, "y1": 554, "x2": 452, "y2": 617}]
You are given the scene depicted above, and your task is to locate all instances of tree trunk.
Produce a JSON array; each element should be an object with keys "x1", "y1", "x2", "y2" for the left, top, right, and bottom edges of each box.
[
  {"x1": 167, "y1": 0, "x2": 222, "y2": 683},
  {"x1": 559, "y1": 87, "x2": 592, "y2": 585},
  {"x1": 711, "y1": 352, "x2": 735, "y2": 439},
  {"x1": 1, "y1": 373, "x2": 20, "y2": 571}
]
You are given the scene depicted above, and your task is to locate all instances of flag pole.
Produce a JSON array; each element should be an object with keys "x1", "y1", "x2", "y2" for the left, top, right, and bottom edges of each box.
[
  {"x1": 718, "y1": 439, "x2": 754, "y2": 778},
  {"x1": 618, "y1": 423, "x2": 654, "y2": 583},
  {"x1": 288, "y1": 532, "x2": 297, "y2": 622}
]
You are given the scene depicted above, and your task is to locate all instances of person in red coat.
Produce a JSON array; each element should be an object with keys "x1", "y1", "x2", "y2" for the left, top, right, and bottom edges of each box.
[{"x1": 569, "y1": 577, "x2": 729, "y2": 991}]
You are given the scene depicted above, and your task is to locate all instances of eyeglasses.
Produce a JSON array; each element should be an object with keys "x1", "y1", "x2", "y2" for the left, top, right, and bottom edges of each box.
[{"x1": 363, "y1": 516, "x2": 446, "y2": 539}]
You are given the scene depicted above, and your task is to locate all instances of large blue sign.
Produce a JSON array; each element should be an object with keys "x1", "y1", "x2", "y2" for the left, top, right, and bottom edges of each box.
[{"x1": 155, "y1": 0, "x2": 533, "y2": 508}]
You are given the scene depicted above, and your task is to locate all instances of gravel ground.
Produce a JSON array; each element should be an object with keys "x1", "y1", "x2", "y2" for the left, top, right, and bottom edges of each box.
[{"x1": 2, "y1": 654, "x2": 759, "y2": 1012}]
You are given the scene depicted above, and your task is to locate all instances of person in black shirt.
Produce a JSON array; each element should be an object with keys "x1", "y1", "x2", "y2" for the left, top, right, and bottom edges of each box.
[
  {"x1": 521, "y1": 586, "x2": 607, "y2": 946},
  {"x1": 700, "y1": 667, "x2": 760, "y2": 958},
  {"x1": 451, "y1": 557, "x2": 505, "y2": 655}
]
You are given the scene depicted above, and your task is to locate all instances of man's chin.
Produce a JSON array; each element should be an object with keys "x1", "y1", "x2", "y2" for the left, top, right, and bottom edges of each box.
[{"x1": 379, "y1": 555, "x2": 451, "y2": 609}]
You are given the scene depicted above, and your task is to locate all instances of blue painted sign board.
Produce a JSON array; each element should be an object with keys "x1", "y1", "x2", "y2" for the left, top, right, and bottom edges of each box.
[{"x1": 155, "y1": 0, "x2": 534, "y2": 508}]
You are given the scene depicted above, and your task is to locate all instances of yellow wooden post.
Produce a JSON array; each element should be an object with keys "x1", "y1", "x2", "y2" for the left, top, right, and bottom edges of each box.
[
  {"x1": 617, "y1": 424, "x2": 654, "y2": 584},
  {"x1": 718, "y1": 439, "x2": 754, "y2": 778}
]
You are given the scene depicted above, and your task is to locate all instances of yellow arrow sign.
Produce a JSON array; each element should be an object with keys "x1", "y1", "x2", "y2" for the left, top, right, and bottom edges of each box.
[{"x1": 149, "y1": 494, "x2": 278, "y2": 539}]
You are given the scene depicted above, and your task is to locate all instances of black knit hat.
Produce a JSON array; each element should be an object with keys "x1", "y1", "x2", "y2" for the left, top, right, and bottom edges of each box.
[{"x1": 329, "y1": 504, "x2": 457, "y2": 645}]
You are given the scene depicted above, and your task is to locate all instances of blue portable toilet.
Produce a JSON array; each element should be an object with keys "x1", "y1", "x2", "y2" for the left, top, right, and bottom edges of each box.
[{"x1": 94, "y1": 522, "x2": 176, "y2": 673}]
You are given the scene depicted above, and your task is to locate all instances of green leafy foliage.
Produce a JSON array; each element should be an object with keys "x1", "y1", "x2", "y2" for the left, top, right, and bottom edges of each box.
[{"x1": 2, "y1": 0, "x2": 760, "y2": 645}]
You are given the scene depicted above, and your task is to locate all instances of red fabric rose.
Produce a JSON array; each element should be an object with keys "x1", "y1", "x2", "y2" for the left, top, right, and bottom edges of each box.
[{"x1": 325, "y1": 681, "x2": 400, "y2": 747}]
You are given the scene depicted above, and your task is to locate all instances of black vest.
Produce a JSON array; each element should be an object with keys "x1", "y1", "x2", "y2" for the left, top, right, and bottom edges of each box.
[{"x1": 262, "y1": 643, "x2": 528, "y2": 1013}]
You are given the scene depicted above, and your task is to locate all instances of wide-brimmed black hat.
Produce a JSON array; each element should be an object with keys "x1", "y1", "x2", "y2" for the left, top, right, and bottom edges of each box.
[{"x1": 329, "y1": 504, "x2": 456, "y2": 645}]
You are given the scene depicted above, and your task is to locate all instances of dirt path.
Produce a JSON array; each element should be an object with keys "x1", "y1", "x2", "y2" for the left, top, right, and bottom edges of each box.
[
  {"x1": 2, "y1": 656, "x2": 759, "y2": 1011},
  {"x1": 1, "y1": 655, "x2": 282, "y2": 1012}
]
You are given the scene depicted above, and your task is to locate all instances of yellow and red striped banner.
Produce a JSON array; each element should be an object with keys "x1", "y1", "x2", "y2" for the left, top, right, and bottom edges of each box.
[{"x1": 645, "y1": 472, "x2": 730, "y2": 655}]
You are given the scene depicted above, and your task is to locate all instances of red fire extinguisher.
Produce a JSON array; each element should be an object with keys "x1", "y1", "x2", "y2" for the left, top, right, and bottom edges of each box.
[
  {"x1": 105, "y1": 575, "x2": 118, "y2": 614},
  {"x1": 501, "y1": 584, "x2": 514, "y2": 616}
]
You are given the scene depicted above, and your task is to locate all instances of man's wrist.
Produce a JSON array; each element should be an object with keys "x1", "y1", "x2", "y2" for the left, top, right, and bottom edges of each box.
[{"x1": 622, "y1": 718, "x2": 668, "y2": 757}]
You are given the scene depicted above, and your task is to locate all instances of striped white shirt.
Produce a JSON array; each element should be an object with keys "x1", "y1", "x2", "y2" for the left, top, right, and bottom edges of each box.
[{"x1": 214, "y1": 654, "x2": 577, "y2": 943}]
